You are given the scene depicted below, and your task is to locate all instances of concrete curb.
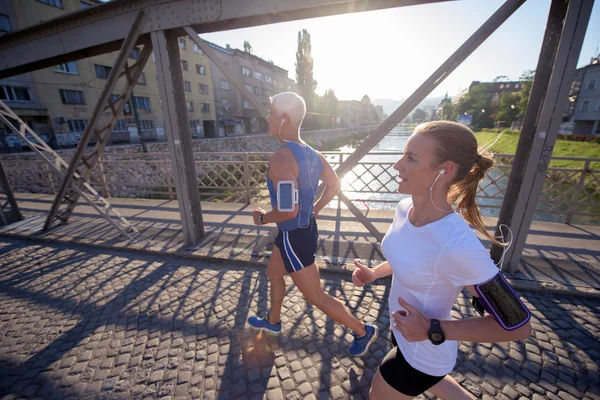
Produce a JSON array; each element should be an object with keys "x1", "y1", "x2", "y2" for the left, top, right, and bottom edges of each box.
[{"x1": 1, "y1": 231, "x2": 599, "y2": 299}]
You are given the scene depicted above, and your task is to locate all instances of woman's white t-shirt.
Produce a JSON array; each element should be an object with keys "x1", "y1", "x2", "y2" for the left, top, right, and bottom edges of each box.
[{"x1": 381, "y1": 198, "x2": 498, "y2": 376}]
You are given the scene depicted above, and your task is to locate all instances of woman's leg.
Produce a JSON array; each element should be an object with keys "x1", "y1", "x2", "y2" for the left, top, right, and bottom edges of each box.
[
  {"x1": 266, "y1": 246, "x2": 287, "y2": 323},
  {"x1": 369, "y1": 368, "x2": 414, "y2": 400},
  {"x1": 290, "y1": 264, "x2": 366, "y2": 336},
  {"x1": 427, "y1": 375, "x2": 475, "y2": 400}
]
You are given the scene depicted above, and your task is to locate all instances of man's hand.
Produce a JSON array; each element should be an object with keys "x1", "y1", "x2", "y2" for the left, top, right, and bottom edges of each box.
[
  {"x1": 392, "y1": 296, "x2": 430, "y2": 342},
  {"x1": 313, "y1": 206, "x2": 321, "y2": 219},
  {"x1": 253, "y1": 208, "x2": 266, "y2": 226}
]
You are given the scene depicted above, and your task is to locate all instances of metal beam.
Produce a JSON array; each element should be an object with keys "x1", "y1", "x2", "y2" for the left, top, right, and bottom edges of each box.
[
  {"x1": 0, "y1": 0, "x2": 453, "y2": 79},
  {"x1": 0, "y1": 100, "x2": 135, "y2": 238},
  {"x1": 490, "y1": 0, "x2": 568, "y2": 264},
  {"x1": 0, "y1": 159, "x2": 23, "y2": 226},
  {"x1": 151, "y1": 29, "x2": 205, "y2": 245},
  {"x1": 333, "y1": 0, "x2": 526, "y2": 180},
  {"x1": 43, "y1": 11, "x2": 149, "y2": 231},
  {"x1": 503, "y1": 0, "x2": 593, "y2": 273}
]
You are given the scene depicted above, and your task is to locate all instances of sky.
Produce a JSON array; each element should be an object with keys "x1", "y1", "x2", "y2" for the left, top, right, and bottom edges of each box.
[{"x1": 197, "y1": 0, "x2": 600, "y2": 101}]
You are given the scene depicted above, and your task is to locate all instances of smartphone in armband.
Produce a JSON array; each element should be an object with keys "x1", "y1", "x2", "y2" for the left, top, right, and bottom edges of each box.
[
  {"x1": 277, "y1": 181, "x2": 298, "y2": 212},
  {"x1": 472, "y1": 296, "x2": 485, "y2": 317}
]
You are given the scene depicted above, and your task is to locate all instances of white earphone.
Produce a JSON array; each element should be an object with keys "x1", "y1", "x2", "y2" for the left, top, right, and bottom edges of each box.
[
  {"x1": 278, "y1": 118, "x2": 286, "y2": 141},
  {"x1": 430, "y1": 169, "x2": 445, "y2": 191}
]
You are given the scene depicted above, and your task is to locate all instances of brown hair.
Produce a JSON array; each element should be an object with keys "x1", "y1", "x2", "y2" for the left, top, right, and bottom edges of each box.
[{"x1": 414, "y1": 121, "x2": 504, "y2": 246}]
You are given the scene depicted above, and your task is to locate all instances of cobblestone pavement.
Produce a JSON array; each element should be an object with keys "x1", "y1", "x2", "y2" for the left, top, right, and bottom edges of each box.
[{"x1": 0, "y1": 238, "x2": 598, "y2": 400}]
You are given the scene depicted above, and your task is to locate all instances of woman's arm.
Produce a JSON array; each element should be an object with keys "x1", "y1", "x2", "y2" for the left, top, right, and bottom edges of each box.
[
  {"x1": 393, "y1": 296, "x2": 532, "y2": 343},
  {"x1": 372, "y1": 261, "x2": 393, "y2": 279},
  {"x1": 440, "y1": 315, "x2": 532, "y2": 342}
]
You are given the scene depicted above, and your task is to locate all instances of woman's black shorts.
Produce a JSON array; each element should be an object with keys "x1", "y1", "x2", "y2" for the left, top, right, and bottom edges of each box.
[{"x1": 378, "y1": 334, "x2": 446, "y2": 396}]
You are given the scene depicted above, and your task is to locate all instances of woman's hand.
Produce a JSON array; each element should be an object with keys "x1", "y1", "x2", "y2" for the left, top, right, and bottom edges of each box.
[
  {"x1": 392, "y1": 296, "x2": 430, "y2": 342},
  {"x1": 352, "y1": 260, "x2": 376, "y2": 287}
]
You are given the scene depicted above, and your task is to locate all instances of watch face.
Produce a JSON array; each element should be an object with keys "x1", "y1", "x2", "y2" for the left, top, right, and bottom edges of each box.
[{"x1": 432, "y1": 332, "x2": 443, "y2": 341}]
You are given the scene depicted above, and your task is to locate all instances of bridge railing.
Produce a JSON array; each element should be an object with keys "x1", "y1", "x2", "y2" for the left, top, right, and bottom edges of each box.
[{"x1": 2, "y1": 152, "x2": 598, "y2": 225}]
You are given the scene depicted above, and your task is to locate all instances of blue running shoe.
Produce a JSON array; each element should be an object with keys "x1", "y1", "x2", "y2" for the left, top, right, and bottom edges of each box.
[
  {"x1": 349, "y1": 323, "x2": 378, "y2": 356},
  {"x1": 248, "y1": 312, "x2": 282, "y2": 336}
]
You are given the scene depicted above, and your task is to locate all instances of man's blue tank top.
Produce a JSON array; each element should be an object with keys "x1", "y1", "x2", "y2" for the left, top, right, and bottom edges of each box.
[{"x1": 266, "y1": 142, "x2": 324, "y2": 231}]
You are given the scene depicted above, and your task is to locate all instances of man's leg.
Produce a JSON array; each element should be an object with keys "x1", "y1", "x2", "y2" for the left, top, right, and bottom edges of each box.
[
  {"x1": 266, "y1": 245, "x2": 287, "y2": 324},
  {"x1": 290, "y1": 264, "x2": 366, "y2": 336}
]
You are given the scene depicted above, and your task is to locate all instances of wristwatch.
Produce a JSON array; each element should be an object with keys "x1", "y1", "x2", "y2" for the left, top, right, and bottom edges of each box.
[
  {"x1": 258, "y1": 213, "x2": 266, "y2": 225},
  {"x1": 428, "y1": 319, "x2": 446, "y2": 345}
]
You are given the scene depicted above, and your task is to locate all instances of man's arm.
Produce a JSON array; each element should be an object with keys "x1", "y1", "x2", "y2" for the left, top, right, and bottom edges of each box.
[
  {"x1": 255, "y1": 151, "x2": 299, "y2": 225},
  {"x1": 313, "y1": 152, "x2": 341, "y2": 217}
]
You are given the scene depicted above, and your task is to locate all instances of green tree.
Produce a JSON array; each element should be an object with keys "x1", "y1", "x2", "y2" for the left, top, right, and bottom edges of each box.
[
  {"x1": 517, "y1": 70, "x2": 535, "y2": 119},
  {"x1": 412, "y1": 108, "x2": 427, "y2": 124},
  {"x1": 454, "y1": 84, "x2": 494, "y2": 128},
  {"x1": 295, "y1": 29, "x2": 317, "y2": 111},
  {"x1": 495, "y1": 92, "x2": 521, "y2": 125},
  {"x1": 441, "y1": 102, "x2": 454, "y2": 120},
  {"x1": 243, "y1": 40, "x2": 253, "y2": 53}
]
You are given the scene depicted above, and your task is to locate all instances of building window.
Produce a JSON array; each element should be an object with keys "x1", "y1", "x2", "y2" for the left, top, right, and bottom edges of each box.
[
  {"x1": 187, "y1": 101, "x2": 194, "y2": 112},
  {"x1": 506, "y1": 84, "x2": 511, "y2": 89},
  {"x1": 244, "y1": 84, "x2": 253, "y2": 93},
  {"x1": 193, "y1": 44, "x2": 203, "y2": 55},
  {"x1": 196, "y1": 64, "x2": 206, "y2": 75},
  {"x1": 184, "y1": 81, "x2": 192, "y2": 92},
  {"x1": 181, "y1": 60, "x2": 188, "y2": 71},
  {"x1": 220, "y1": 80, "x2": 230, "y2": 90},
  {"x1": 36, "y1": 0, "x2": 62, "y2": 8},
  {"x1": 151, "y1": 52, "x2": 155, "y2": 63},
  {"x1": 222, "y1": 99, "x2": 231, "y2": 109},
  {"x1": 133, "y1": 96, "x2": 151, "y2": 112},
  {"x1": 198, "y1": 84, "x2": 208, "y2": 94},
  {"x1": 253, "y1": 71, "x2": 263, "y2": 81},
  {"x1": 588, "y1": 80, "x2": 596, "y2": 90},
  {"x1": 243, "y1": 100, "x2": 254, "y2": 109},
  {"x1": 0, "y1": 14, "x2": 12, "y2": 32},
  {"x1": 253, "y1": 86, "x2": 263, "y2": 96},
  {"x1": 179, "y1": 37, "x2": 187, "y2": 50},
  {"x1": 265, "y1": 89, "x2": 272, "y2": 97},
  {"x1": 94, "y1": 64, "x2": 112, "y2": 79},
  {"x1": 130, "y1": 47, "x2": 141, "y2": 59},
  {"x1": 515, "y1": 84, "x2": 520, "y2": 89},
  {"x1": 581, "y1": 100, "x2": 590, "y2": 112},
  {"x1": 242, "y1": 66, "x2": 252, "y2": 77},
  {"x1": 137, "y1": 72, "x2": 146, "y2": 85},
  {"x1": 59, "y1": 89, "x2": 85, "y2": 105},
  {"x1": 80, "y1": 1, "x2": 92, "y2": 8},
  {"x1": 68, "y1": 119, "x2": 88, "y2": 133},
  {"x1": 265, "y1": 75, "x2": 272, "y2": 84},
  {"x1": 140, "y1": 120, "x2": 154, "y2": 131},
  {"x1": 190, "y1": 120, "x2": 198, "y2": 130},
  {"x1": 54, "y1": 62, "x2": 78, "y2": 75},
  {"x1": 1, "y1": 86, "x2": 32, "y2": 102},
  {"x1": 595, "y1": 100, "x2": 600, "y2": 112},
  {"x1": 201, "y1": 102, "x2": 210, "y2": 112},
  {"x1": 112, "y1": 120, "x2": 127, "y2": 132}
]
